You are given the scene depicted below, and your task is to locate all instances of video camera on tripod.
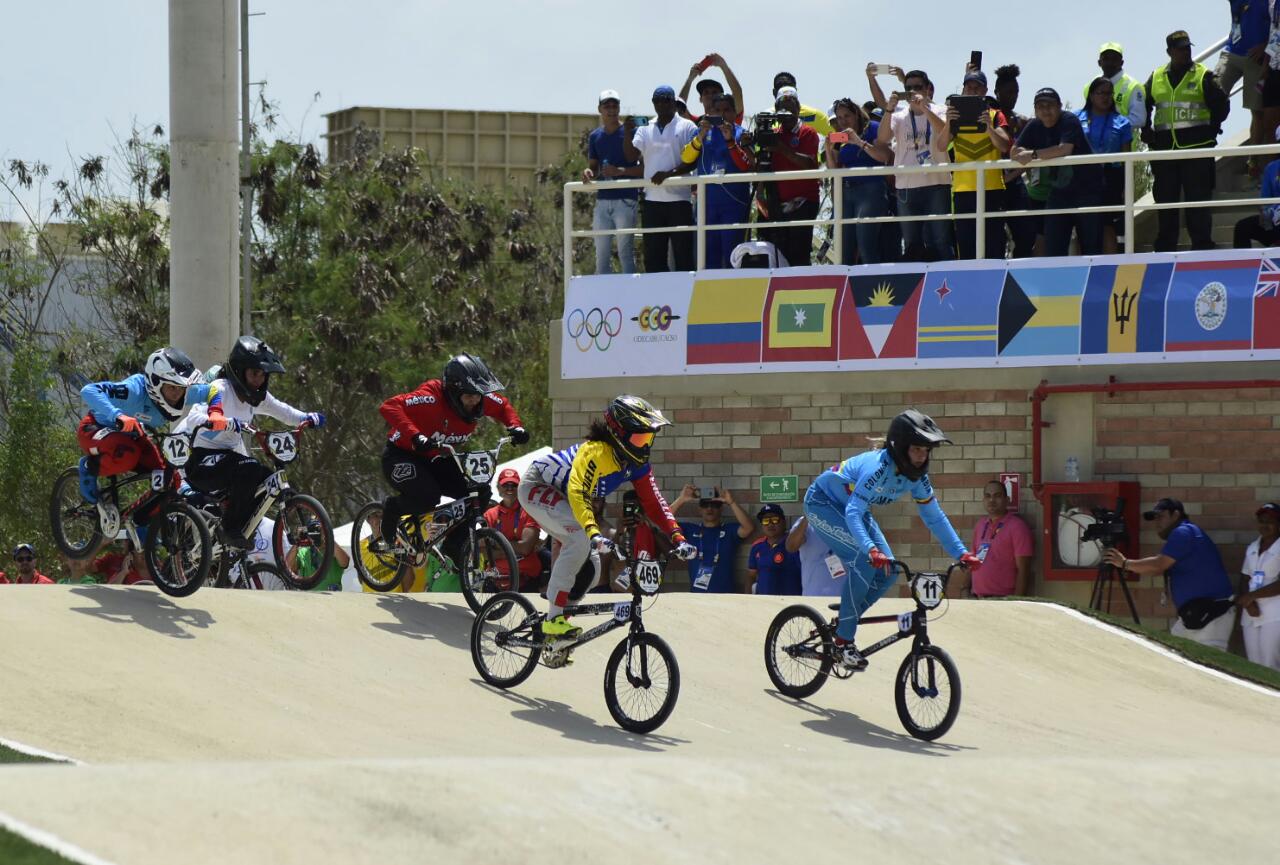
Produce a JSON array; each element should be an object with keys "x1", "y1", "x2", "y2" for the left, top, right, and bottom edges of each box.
[{"x1": 1080, "y1": 500, "x2": 1129, "y2": 549}]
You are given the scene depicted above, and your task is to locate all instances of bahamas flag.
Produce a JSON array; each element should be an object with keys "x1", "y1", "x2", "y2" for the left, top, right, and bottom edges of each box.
[
  {"x1": 998, "y1": 266, "x2": 1086, "y2": 356},
  {"x1": 1080, "y1": 262, "x2": 1170, "y2": 354},
  {"x1": 1165, "y1": 258, "x2": 1258, "y2": 352},
  {"x1": 839, "y1": 272, "x2": 924, "y2": 359},
  {"x1": 686, "y1": 277, "x2": 769, "y2": 364},
  {"x1": 762, "y1": 275, "x2": 843, "y2": 362},
  {"x1": 916, "y1": 268, "x2": 1004, "y2": 358}
]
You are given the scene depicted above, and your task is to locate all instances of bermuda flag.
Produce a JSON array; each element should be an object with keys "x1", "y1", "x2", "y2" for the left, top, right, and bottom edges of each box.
[{"x1": 1256, "y1": 258, "x2": 1280, "y2": 350}]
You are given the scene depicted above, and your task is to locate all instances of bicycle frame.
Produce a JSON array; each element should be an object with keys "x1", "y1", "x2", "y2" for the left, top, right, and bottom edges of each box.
[
  {"x1": 396, "y1": 437, "x2": 512, "y2": 560},
  {"x1": 94, "y1": 430, "x2": 197, "y2": 539}
]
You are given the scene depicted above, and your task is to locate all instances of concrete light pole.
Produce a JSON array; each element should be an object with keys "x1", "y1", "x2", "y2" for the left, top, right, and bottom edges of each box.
[{"x1": 168, "y1": 0, "x2": 240, "y2": 369}]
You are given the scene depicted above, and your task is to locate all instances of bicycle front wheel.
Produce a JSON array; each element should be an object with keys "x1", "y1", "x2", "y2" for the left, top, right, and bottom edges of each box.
[
  {"x1": 604, "y1": 632, "x2": 680, "y2": 734},
  {"x1": 350, "y1": 502, "x2": 411, "y2": 592},
  {"x1": 471, "y1": 591, "x2": 541, "y2": 688},
  {"x1": 273, "y1": 494, "x2": 335, "y2": 590},
  {"x1": 144, "y1": 501, "x2": 213, "y2": 597},
  {"x1": 894, "y1": 644, "x2": 962, "y2": 741},
  {"x1": 764, "y1": 604, "x2": 833, "y2": 699},
  {"x1": 50, "y1": 466, "x2": 104, "y2": 559},
  {"x1": 459, "y1": 526, "x2": 519, "y2": 614}
]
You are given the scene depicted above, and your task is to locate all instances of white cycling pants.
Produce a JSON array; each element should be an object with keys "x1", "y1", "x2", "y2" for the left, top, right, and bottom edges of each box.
[{"x1": 518, "y1": 468, "x2": 600, "y2": 617}]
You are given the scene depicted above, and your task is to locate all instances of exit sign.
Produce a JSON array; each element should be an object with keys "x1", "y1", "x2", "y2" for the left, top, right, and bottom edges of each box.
[{"x1": 760, "y1": 475, "x2": 799, "y2": 503}]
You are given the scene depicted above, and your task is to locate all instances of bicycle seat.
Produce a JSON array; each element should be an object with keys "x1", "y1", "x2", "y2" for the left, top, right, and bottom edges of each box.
[{"x1": 828, "y1": 603, "x2": 840, "y2": 611}]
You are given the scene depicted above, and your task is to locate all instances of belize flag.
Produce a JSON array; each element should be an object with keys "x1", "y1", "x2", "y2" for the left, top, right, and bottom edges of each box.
[{"x1": 1165, "y1": 259, "x2": 1259, "y2": 352}]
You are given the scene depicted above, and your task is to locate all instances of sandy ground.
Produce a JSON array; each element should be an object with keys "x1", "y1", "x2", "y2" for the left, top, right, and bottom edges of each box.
[{"x1": 0, "y1": 586, "x2": 1276, "y2": 864}]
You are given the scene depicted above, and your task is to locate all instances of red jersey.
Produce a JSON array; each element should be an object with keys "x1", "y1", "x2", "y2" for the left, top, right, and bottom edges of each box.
[
  {"x1": 483, "y1": 502, "x2": 544, "y2": 579},
  {"x1": 0, "y1": 571, "x2": 54, "y2": 584},
  {"x1": 380, "y1": 379, "x2": 522, "y2": 456},
  {"x1": 773, "y1": 123, "x2": 821, "y2": 203}
]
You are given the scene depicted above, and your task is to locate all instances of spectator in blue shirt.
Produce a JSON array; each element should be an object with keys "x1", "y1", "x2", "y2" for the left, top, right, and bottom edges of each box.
[
  {"x1": 749, "y1": 504, "x2": 802, "y2": 595},
  {"x1": 1077, "y1": 77, "x2": 1134, "y2": 254},
  {"x1": 584, "y1": 89, "x2": 642, "y2": 274},
  {"x1": 680, "y1": 93, "x2": 756, "y2": 269},
  {"x1": 825, "y1": 98, "x2": 889, "y2": 265},
  {"x1": 1104, "y1": 498, "x2": 1236, "y2": 650},
  {"x1": 670, "y1": 482, "x2": 756, "y2": 592},
  {"x1": 1218, "y1": 0, "x2": 1271, "y2": 157},
  {"x1": 1234, "y1": 123, "x2": 1280, "y2": 247}
]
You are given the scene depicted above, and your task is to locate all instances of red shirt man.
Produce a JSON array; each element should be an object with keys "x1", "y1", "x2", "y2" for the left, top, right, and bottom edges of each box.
[
  {"x1": 967, "y1": 481, "x2": 1034, "y2": 597},
  {"x1": 0, "y1": 544, "x2": 55, "y2": 584},
  {"x1": 483, "y1": 468, "x2": 543, "y2": 587}
]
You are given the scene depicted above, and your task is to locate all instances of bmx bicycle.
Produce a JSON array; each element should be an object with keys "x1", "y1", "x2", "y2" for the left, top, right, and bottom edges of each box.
[
  {"x1": 470, "y1": 538, "x2": 680, "y2": 734},
  {"x1": 763, "y1": 559, "x2": 963, "y2": 741},
  {"x1": 350, "y1": 437, "x2": 519, "y2": 613}
]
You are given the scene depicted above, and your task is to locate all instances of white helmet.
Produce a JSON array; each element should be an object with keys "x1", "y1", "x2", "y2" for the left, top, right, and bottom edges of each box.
[{"x1": 144, "y1": 347, "x2": 201, "y2": 421}]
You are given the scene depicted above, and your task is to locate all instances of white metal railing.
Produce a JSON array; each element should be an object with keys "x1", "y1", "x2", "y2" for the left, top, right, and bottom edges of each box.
[{"x1": 563, "y1": 141, "x2": 1280, "y2": 288}]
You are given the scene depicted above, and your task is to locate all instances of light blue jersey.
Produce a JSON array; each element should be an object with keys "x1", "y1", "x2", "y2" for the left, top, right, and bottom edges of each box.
[{"x1": 80, "y1": 374, "x2": 211, "y2": 432}]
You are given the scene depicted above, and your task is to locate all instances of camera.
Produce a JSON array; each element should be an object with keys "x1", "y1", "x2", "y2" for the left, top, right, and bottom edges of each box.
[
  {"x1": 1081, "y1": 500, "x2": 1128, "y2": 549},
  {"x1": 752, "y1": 113, "x2": 781, "y2": 148}
]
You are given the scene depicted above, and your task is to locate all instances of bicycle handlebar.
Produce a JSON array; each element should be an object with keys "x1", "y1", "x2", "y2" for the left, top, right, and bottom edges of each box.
[{"x1": 888, "y1": 558, "x2": 967, "y2": 587}]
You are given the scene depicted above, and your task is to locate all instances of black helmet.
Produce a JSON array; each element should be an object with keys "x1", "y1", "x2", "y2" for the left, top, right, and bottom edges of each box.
[
  {"x1": 443, "y1": 353, "x2": 504, "y2": 422},
  {"x1": 604, "y1": 395, "x2": 671, "y2": 466},
  {"x1": 886, "y1": 409, "x2": 951, "y2": 481},
  {"x1": 226, "y1": 335, "x2": 285, "y2": 407}
]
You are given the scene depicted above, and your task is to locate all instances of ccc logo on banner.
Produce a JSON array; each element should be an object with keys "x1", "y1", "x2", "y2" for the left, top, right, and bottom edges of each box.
[
  {"x1": 632, "y1": 305, "x2": 681, "y2": 332},
  {"x1": 567, "y1": 307, "x2": 622, "y2": 351}
]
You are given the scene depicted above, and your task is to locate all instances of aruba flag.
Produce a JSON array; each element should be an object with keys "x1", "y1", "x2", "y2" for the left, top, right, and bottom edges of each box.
[
  {"x1": 686, "y1": 277, "x2": 769, "y2": 364},
  {"x1": 1165, "y1": 258, "x2": 1258, "y2": 352},
  {"x1": 1080, "y1": 262, "x2": 1170, "y2": 354},
  {"x1": 916, "y1": 268, "x2": 1004, "y2": 358},
  {"x1": 762, "y1": 275, "x2": 843, "y2": 362}
]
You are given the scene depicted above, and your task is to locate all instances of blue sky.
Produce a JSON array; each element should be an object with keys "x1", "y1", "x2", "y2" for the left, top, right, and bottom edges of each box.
[{"x1": 2, "y1": 1, "x2": 1232, "y2": 218}]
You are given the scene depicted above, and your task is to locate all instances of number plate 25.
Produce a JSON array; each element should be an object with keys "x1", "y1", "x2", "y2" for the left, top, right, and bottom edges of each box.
[{"x1": 463, "y1": 452, "x2": 495, "y2": 484}]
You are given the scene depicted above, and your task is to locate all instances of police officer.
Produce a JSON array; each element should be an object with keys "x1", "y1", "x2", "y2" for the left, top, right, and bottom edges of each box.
[
  {"x1": 1085, "y1": 41, "x2": 1147, "y2": 146},
  {"x1": 1142, "y1": 30, "x2": 1231, "y2": 251}
]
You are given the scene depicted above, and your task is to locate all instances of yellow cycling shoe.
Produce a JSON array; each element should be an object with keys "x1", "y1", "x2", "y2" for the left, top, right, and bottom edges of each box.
[{"x1": 541, "y1": 615, "x2": 582, "y2": 640}]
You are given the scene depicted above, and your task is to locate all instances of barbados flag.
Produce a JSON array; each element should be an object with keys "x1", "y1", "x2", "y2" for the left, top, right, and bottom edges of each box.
[
  {"x1": 916, "y1": 268, "x2": 1004, "y2": 358},
  {"x1": 1080, "y1": 262, "x2": 1170, "y2": 354},
  {"x1": 1165, "y1": 258, "x2": 1258, "y2": 352},
  {"x1": 762, "y1": 275, "x2": 843, "y2": 362},
  {"x1": 998, "y1": 265, "x2": 1086, "y2": 357},
  {"x1": 686, "y1": 277, "x2": 769, "y2": 365}
]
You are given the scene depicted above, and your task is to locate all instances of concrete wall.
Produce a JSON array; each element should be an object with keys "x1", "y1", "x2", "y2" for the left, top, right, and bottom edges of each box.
[{"x1": 550, "y1": 321, "x2": 1280, "y2": 625}]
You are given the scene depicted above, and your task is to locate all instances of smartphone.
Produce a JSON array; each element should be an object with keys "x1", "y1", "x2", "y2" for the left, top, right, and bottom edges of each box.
[
  {"x1": 873, "y1": 63, "x2": 893, "y2": 75},
  {"x1": 828, "y1": 131, "x2": 850, "y2": 144},
  {"x1": 632, "y1": 115, "x2": 650, "y2": 127},
  {"x1": 699, "y1": 53, "x2": 716, "y2": 72},
  {"x1": 707, "y1": 115, "x2": 724, "y2": 126},
  {"x1": 970, "y1": 50, "x2": 983, "y2": 70},
  {"x1": 892, "y1": 92, "x2": 911, "y2": 102}
]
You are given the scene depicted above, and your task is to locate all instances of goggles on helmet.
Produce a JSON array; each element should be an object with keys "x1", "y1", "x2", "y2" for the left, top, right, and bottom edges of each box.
[{"x1": 628, "y1": 431, "x2": 655, "y2": 449}]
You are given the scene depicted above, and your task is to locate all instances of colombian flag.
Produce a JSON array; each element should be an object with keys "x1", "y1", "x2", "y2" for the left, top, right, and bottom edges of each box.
[
  {"x1": 762, "y1": 275, "x2": 843, "y2": 362},
  {"x1": 686, "y1": 277, "x2": 769, "y2": 365}
]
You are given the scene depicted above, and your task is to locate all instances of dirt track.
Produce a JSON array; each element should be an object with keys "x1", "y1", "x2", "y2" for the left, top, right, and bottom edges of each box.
[{"x1": 0, "y1": 586, "x2": 1276, "y2": 864}]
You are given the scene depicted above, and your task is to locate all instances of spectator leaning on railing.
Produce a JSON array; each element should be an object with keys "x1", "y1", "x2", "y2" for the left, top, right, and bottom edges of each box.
[
  {"x1": 1078, "y1": 77, "x2": 1135, "y2": 254},
  {"x1": 1234, "y1": 123, "x2": 1280, "y2": 247},
  {"x1": 681, "y1": 93, "x2": 755, "y2": 269},
  {"x1": 1085, "y1": 42, "x2": 1148, "y2": 146},
  {"x1": 826, "y1": 97, "x2": 889, "y2": 265},
  {"x1": 622, "y1": 86, "x2": 699, "y2": 272},
  {"x1": 993, "y1": 63, "x2": 1038, "y2": 259},
  {"x1": 941, "y1": 68, "x2": 1011, "y2": 260},
  {"x1": 1011, "y1": 87, "x2": 1105, "y2": 256},
  {"x1": 584, "y1": 89, "x2": 642, "y2": 275},
  {"x1": 1143, "y1": 30, "x2": 1230, "y2": 252}
]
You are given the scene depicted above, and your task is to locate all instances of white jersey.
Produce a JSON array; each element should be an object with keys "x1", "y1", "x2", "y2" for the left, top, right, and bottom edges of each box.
[{"x1": 177, "y1": 378, "x2": 306, "y2": 457}]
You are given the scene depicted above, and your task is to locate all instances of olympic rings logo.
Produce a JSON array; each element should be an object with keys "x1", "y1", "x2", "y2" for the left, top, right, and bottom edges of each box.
[
  {"x1": 566, "y1": 306, "x2": 622, "y2": 352},
  {"x1": 632, "y1": 305, "x2": 681, "y2": 332}
]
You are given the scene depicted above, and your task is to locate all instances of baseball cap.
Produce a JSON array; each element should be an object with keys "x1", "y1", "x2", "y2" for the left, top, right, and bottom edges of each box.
[
  {"x1": 963, "y1": 70, "x2": 988, "y2": 87},
  {"x1": 695, "y1": 78, "x2": 724, "y2": 95},
  {"x1": 1033, "y1": 87, "x2": 1062, "y2": 105},
  {"x1": 1166, "y1": 30, "x2": 1192, "y2": 49},
  {"x1": 775, "y1": 85, "x2": 799, "y2": 101},
  {"x1": 652, "y1": 85, "x2": 676, "y2": 100},
  {"x1": 497, "y1": 468, "x2": 520, "y2": 486},
  {"x1": 12, "y1": 543, "x2": 34, "y2": 558},
  {"x1": 1257, "y1": 502, "x2": 1280, "y2": 517},
  {"x1": 1143, "y1": 498, "x2": 1185, "y2": 520},
  {"x1": 1099, "y1": 41, "x2": 1124, "y2": 56},
  {"x1": 598, "y1": 89, "x2": 620, "y2": 105},
  {"x1": 757, "y1": 503, "x2": 785, "y2": 521}
]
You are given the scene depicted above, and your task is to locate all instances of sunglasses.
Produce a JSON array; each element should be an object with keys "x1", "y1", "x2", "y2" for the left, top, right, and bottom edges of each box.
[
  {"x1": 14, "y1": 556, "x2": 34, "y2": 563},
  {"x1": 761, "y1": 516, "x2": 783, "y2": 525},
  {"x1": 628, "y1": 431, "x2": 654, "y2": 448}
]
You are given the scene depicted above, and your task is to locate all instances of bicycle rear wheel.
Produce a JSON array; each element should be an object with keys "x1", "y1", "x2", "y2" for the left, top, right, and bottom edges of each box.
[
  {"x1": 459, "y1": 526, "x2": 519, "y2": 614},
  {"x1": 471, "y1": 591, "x2": 541, "y2": 688},
  {"x1": 273, "y1": 494, "x2": 334, "y2": 590},
  {"x1": 894, "y1": 644, "x2": 961, "y2": 741},
  {"x1": 144, "y1": 501, "x2": 213, "y2": 597},
  {"x1": 604, "y1": 632, "x2": 680, "y2": 734},
  {"x1": 350, "y1": 502, "x2": 412, "y2": 592},
  {"x1": 764, "y1": 604, "x2": 833, "y2": 699},
  {"x1": 50, "y1": 466, "x2": 105, "y2": 559}
]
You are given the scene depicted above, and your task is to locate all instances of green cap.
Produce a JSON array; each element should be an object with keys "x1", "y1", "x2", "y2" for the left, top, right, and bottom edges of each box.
[{"x1": 1099, "y1": 41, "x2": 1124, "y2": 56}]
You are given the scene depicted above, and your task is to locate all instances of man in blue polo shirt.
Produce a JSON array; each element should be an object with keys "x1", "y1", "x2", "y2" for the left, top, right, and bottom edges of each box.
[
  {"x1": 1104, "y1": 497, "x2": 1236, "y2": 649},
  {"x1": 749, "y1": 504, "x2": 802, "y2": 595},
  {"x1": 584, "y1": 89, "x2": 642, "y2": 274},
  {"x1": 670, "y1": 482, "x2": 756, "y2": 592}
]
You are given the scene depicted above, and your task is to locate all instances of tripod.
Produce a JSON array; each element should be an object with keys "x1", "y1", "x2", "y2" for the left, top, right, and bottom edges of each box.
[{"x1": 1090, "y1": 558, "x2": 1140, "y2": 624}]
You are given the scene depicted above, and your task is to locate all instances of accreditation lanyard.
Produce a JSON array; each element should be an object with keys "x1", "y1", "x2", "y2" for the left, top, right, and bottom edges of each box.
[
  {"x1": 697, "y1": 525, "x2": 726, "y2": 567},
  {"x1": 982, "y1": 519, "x2": 1005, "y2": 543},
  {"x1": 910, "y1": 110, "x2": 931, "y2": 150}
]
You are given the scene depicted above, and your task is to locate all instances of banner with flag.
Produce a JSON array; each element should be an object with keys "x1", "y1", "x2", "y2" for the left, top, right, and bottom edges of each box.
[
  {"x1": 916, "y1": 268, "x2": 1004, "y2": 358},
  {"x1": 762, "y1": 274, "x2": 844, "y2": 362},
  {"x1": 839, "y1": 272, "x2": 924, "y2": 360},
  {"x1": 1080, "y1": 262, "x2": 1170, "y2": 355},
  {"x1": 1256, "y1": 258, "x2": 1280, "y2": 350},
  {"x1": 686, "y1": 276, "x2": 769, "y2": 365},
  {"x1": 1165, "y1": 258, "x2": 1259, "y2": 352},
  {"x1": 998, "y1": 265, "x2": 1087, "y2": 356}
]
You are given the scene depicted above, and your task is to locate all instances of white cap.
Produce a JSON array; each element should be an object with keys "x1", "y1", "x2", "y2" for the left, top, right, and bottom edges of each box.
[
  {"x1": 1274, "y1": 122, "x2": 1280, "y2": 142},
  {"x1": 599, "y1": 89, "x2": 621, "y2": 104},
  {"x1": 776, "y1": 86, "x2": 799, "y2": 101}
]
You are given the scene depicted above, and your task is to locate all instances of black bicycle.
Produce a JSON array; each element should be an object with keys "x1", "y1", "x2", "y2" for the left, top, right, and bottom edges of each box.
[
  {"x1": 470, "y1": 539, "x2": 680, "y2": 735},
  {"x1": 350, "y1": 437, "x2": 519, "y2": 613},
  {"x1": 763, "y1": 560, "x2": 962, "y2": 742},
  {"x1": 50, "y1": 430, "x2": 213, "y2": 597}
]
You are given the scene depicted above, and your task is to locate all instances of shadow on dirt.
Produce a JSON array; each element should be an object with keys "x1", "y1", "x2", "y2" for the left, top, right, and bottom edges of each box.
[
  {"x1": 69, "y1": 586, "x2": 215, "y2": 639},
  {"x1": 763, "y1": 688, "x2": 975, "y2": 756}
]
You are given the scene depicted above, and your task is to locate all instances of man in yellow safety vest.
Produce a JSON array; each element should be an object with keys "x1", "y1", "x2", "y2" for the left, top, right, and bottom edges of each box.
[{"x1": 1142, "y1": 30, "x2": 1231, "y2": 251}]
